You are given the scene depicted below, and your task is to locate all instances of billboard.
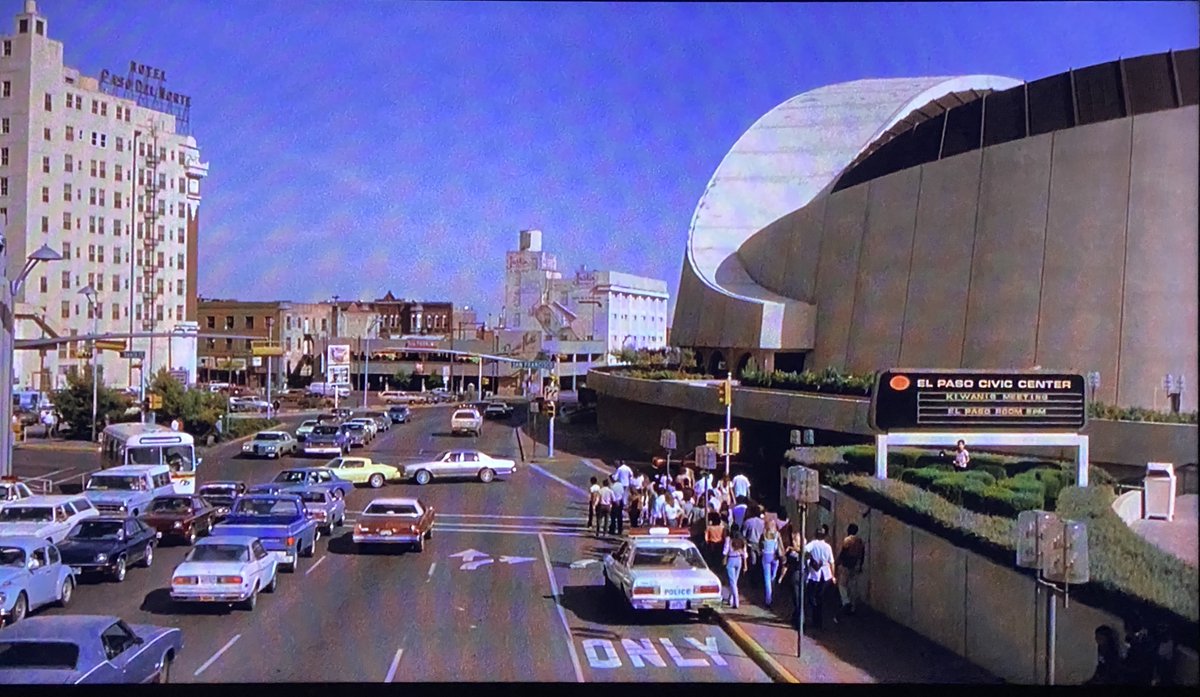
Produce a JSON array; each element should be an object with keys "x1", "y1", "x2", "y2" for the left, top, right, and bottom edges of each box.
[
  {"x1": 327, "y1": 344, "x2": 351, "y2": 386},
  {"x1": 870, "y1": 369, "x2": 1087, "y2": 432}
]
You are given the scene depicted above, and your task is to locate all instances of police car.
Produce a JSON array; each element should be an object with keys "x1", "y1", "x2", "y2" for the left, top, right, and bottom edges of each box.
[
  {"x1": 601, "y1": 527, "x2": 722, "y2": 617},
  {"x1": 0, "y1": 478, "x2": 35, "y2": 510}
]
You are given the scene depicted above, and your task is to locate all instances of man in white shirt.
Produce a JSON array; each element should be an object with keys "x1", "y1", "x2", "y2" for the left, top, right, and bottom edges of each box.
[
  {"x1": 650, "y1": 486, "x2": 668, "y2": 527},
  {"x1": 595, "y1": 479, "x2": 614, "y2": 537},
  {"x1": 614, "y1": 460, "x2": 633, "y2": 489},
  {"x1": 732, "y1": 471, "x2": 751, "y2": 500},
  {"x1": 695, "y1": 471, "x2": 711, "y2": 500},
  {"x1": 608, "y1": 479, "x2": 627, "y2": 536},
  {"x1": 803, "y1": 527, "x2": 837, "y2": 629},
  {"x1": 587, "y1": 477, "x2": 600, "y2": 530}
]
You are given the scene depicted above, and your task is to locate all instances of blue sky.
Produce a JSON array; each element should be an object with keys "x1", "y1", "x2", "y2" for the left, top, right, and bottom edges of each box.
[{"x1": 23, "y1": 1, "x2": 1198, "y2": 320}]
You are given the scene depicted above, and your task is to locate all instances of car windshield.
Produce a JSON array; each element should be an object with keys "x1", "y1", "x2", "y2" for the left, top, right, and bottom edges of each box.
[
  {"x1": 149, "y1": 498, "x2": 192, "y2": 513},
  {"x1": 274, "y1": 472, "x2": 309, "y2": 483},
  {"x1": 256, "y1": 433, "x2": 285, "y2": 441},
  {"x1": 234, "y1": 498, "x2": 297, "y2": 516},
  {"x1": 453, "y1": 411, "x2": 476, "y2": 419},
  {"x1": 86, "y1": 475, "x2": 144, "y2": 491},
  {"x1": 199, "y1": 485, "x2": 237, "y2": 497},
  {"x1": 298, "y1": 492, "x2": 327, "y2": 503},
  {"x1": 0, "y1": 506, "x2": 52, "y2": 522},
  {"x1": 0, "y1": 547, "x2": 26, "y2": 567},
  {"x1": 0, "y1": 642, "x2": 80, "y2": 670},
  {"x1": 313, "y1": 426, "x2": 339, "y2": 435},
  {"x1": 70, "y1": 520, "x2": 124, "y2": 540},
  {"x1": 299, "y1": 421, "x2": 317, "y2": 428},
  {"x1": 346, "y1": 424, "x2": 365, "y2": 431},
  {"x1": 187, "y1": 544, "x2": 249, "y2": 563},
  {"x1": 365, "y1": 503, "x2": 418, "y2": 516},
  {"x1": 0, "y1": 484, "x2": 16, "y2": 499},
  {"x1": 632, "y1": 545, "x2": 707, "y2": 570}
]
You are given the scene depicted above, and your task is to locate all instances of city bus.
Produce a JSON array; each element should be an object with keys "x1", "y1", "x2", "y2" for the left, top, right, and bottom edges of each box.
[{"x1": 99, "y1": 422, "x2": 200, "y2": 494}]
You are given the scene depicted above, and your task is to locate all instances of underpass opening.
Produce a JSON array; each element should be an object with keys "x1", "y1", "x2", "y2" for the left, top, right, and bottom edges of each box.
[{"x1": 707, "y1": 351, "x2": 725, "y2": 375}]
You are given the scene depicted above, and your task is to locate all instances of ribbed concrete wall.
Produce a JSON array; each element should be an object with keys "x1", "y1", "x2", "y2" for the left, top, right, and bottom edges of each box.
[{"x1": 729, "y1": 106, "x2": 1198, "y2": 409}]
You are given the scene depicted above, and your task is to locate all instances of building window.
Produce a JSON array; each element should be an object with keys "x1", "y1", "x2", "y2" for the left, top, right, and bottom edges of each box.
[
  {"x1": 98, "y1": 218, "x2": 105, "y2": 235},
  {"x1": 114, "y1": 192, "x2": 121, "y2": 209},
  {"x1": 41, "y1": 186, "x2": 48, "y2": 203},
  {"x1": 42, "y1": 127, "x2": 50, "y2": 141},
  {"x1": 177, "y1": 279, "x2": 184, "y2": 295},
  {"x1": 62, "y1": 242, "x2": 70, "y2": 258},
  {"x1": 99, "y1": 102, "x2": 107, "y2": 117},
  {"x1": 89, "y1": 188, "x2": 96, "y2": 205},
  {"x1": 2, "y1": 41, "x2": 10, "y2": 56},
  {"x1": 112, "y1": 303, "x2": 119, "y2": 320},
  {"x1": 1, "y1": 118, "x2": 7, "y2": 134},
  {"x1": 0, "y1": 147, "x2": 7, "y2": 166},
  {"x1": 65, "y1": 125, "x2": 73, "y2": 141},
  {"x1": 64, "y1": 154, "x2": 72, "y2": 172},
  {"x1": 245, "y1": 316, "x2": 255, "y2": 330},
  {"x1": 40, "y1": 216, "x2": 48, "y2": 233},
  {"x1": 60, "y1": 271, "x2": 70, "y2": 289},
  {"x1": 43, "y1": 93, "x2": 51, "y2": 111},
  {"x1": 61, "y1": 301, "x2": 69, "y2": 319},
  {"x1": 61, "y1": 211, "x2": 70, "y2": 229},
  {"x1": 1, "y1": 81, "x2": 9, "y2": 98},
  {"x1": 225, "y1": 316, "x2": 234, "y2": 330},
  {"x1": 35, "y1": 19, "x2": 44, "y2": 36},
  {"x1": 112, "y1": 219, "x2": 121, "y2": 236},
  {"x1": 114, "y1": 164, "x2": 122, "y2": 181},
  {"x1": 115, "y1": 136, "x2": 123, "y2": 152},
  {"x1": 88, "y1": 216, "x2": 95, "y2": 234},
  {"x1": 63, "y1": 183, "x2": 71, "y2": 202},
  {"x1": 176, "y1": 305, "x2": 183, "y2": 320},
  {"x1": 177, "y1": 253, "x2": 184, "y2": 268},
  {"x1": 91, "y1": 99, "x2": 97, "y2": 115},
  {"x1": 225, "y1": 338, "x2": 233, "y2": 350},
  {"x1": 39, "y1": 276, "x2": 47, "y2": 293},
  {"x1": 0, "y1": 177, "x2": 6, "y2": 196},
  {"x1": 205, "y1": 316, "x2": 215, "y2": 329},
  {"x1": 41, "y1": 155, "x2": 49, "y2": 173},
  {"x1": 90, "y1": 132, "x2": 107, "y2": 148},
  {"x1": 112, "y1": 274, "x2": 119, "y2": 290},
  {"x1": 98, "y1": 189, "x2": 105, "y2": 206},
  {"x1": 88, "y1": 244, "x2": 95, "y2": 262},
  {"x1": 99, "y1": 161, "x2": 105, "y2": 178}
]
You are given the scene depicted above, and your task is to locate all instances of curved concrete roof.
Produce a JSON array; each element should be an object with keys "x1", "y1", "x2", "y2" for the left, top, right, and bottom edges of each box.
[{"x1": 677, "y1": 75, "x2": 1022, "y2": 350}]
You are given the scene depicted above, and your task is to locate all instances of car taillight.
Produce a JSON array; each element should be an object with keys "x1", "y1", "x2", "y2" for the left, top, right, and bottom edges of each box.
[
  {"x1": 314, "y1": 511, "x2": 327, "y2": 519},
  {"x1": 172, "y1": 576, "x2": 197, "y2": 585},
  {"x1": 409, "y1": 525, "x2": 417, "y2": 533},
  {"x1": 286, "y1": 537, "x2": 296, "y2": 546},
  {"x1": 357, "y1": 524, "x2": 367, "y2": 532},
  {"x1": 632, "y1": 586, "x2": 658, "y2": 596},
  {"x1": 217, "y1": 576, "x2": 243, "y2": 584},
  {"x1": 696, "y1": 585, "x2": 720, "y2": 594}
]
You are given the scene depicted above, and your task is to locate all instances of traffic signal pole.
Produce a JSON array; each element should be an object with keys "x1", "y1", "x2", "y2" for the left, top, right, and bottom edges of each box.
[
  {"x1": 548, "y1": 355, "x2": 559, "y2": 458},
  {"x1": 724, "y1": 372, "x2": 732, "y2": 478}
]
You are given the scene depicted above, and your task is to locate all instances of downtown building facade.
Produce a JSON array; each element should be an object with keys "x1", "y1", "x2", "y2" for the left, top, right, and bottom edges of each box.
[
  {"x1": 671, "y1": 49, "x2": 1198, "y2": 412},
  {"x1": 1, "y1": 1, "x2": 208, "y2": 392},
  {"x1": 500, "y1": 228, "x2": 669, "y2": 388}
]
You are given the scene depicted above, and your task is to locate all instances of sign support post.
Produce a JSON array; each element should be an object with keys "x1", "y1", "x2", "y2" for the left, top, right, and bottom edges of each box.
[{"x1": 724, "y1": 372, "x2": 733, "y2": 478}]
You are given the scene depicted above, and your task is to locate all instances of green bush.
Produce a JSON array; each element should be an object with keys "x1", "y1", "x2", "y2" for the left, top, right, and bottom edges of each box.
[
  {"x1": 900, "y1": 467, "x2": 946, "y2": 489},
  {"x1": 222, "y1": 418, "x2": 281, "y2": 440},
  {"x1": 963, "y1": 470, "x2": 997, "y2": 487},
  {"x1": 929, "y1": 475, "x2": 967, "y2": 506},
  {"x1": 974, "y1": 463, "x2": 1008, "y2": 482},
  {"x1": 50, "y1": 368, "x2": 132, "y2": 441},
  {"x1": 1031, "y1": 468, "x2": 1068, "y2": 509},
  {"x1": 913, "y1": 454, "x2": 954, "y2": 469},
  {"x1": 1089, "y1": 401, "x2": 1198, "y2": 425}
]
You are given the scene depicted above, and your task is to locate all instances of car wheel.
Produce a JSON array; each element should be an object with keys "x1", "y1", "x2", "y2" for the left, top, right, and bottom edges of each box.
[
  {"x1": 112, "y1": 556, "x2": 127, "y2": 583},
  {"x1": 425, "y1": 528, "x2": 432, "y2": 540},
  {"x1": 264, "y1": 570, "x2": 278, "y2": 593},
  {"x1": 155, "y1": 653, "x2": 174, "y2": 683},
  {"x1": 57, "y1": 576, "x2": 74, "y2": 607},
  {"x1": 414, "y1": 469, "x2": 432, "y2": 486},
  {"x1": 698, "y1": 607, "x2": 715, "y2": 622},
  {"x1": 478, "y1": 467, "x2": 496, "y2": 483},
  {"x1": 240, "y1": 586, "x2": 258, "y2": 611},
  {"x1": 368, "y1": 473, "x2": 385, "y2": 489},
  {"x1": 8, "y1": 593, "x2": 27, "y2": 624},
  {"x1": 142, "y1": 543, "x2": 154, "y2": 568}
]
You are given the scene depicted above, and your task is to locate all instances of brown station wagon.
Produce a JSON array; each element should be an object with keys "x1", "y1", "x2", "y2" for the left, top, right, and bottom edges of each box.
[
  {"x1": 351, "y1": 497, "x2": 435, "y2": 552},
  {"x1": 140, "y1": 495, "x2": 217, "y2": 545}
]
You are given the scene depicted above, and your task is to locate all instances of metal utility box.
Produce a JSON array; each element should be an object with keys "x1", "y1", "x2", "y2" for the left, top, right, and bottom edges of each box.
[{"x1": 1143, "y1": 462, "x2": 1177, "y2": 521}]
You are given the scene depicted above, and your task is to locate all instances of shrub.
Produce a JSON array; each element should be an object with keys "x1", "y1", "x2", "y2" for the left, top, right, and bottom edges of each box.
[
  {"x1": 1089, "y1": 400, "x2": 1199, "y2": 425},
  {"x1": 1031, "y1": 468, "x2": 1068, "y2": 509},
  {"x1": 929, "y1": 475, "x2": 967, "y2": 506},
  {"x1": 963, "y1": 470, "x2": 997, "y2": 487},
  {"x1": 974, "y1": 462, "x2": 1008, "y2": 483},
  {"x1": 900, "y1": 467, "x2": 947, "y2": 489},
  {"x1": 222, "y1": 417, "x2": 281, "y2": 440},
  {"x1": 914, "y1": 454, "x2": 954, "y2": 469}
]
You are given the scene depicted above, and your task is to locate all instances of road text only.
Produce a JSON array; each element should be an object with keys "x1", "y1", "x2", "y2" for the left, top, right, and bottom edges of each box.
[{"x1": 580, "y1": 637, "x2": 728, "y2": 669}]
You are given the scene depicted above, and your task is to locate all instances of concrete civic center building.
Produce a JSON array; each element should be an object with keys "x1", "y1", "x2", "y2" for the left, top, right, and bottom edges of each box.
[
  {"x1": 671, "y1": 49, "x2": 1198, "y2": 413},
  {"x1": 1, "y1": 1, "x2": 208, "y2": 391}
]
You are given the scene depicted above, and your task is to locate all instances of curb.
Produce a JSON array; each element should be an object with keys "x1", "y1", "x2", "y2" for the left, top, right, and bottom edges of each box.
[
  {"x1": 14, "y1": 441, "x2": 100, "y2": 454},
  {"x1": 714, "y1": 610, "x2": 801, "y2": 684}
]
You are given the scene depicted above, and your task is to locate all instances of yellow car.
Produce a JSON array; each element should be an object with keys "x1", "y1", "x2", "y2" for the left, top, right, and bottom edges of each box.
[{"x1": 321, "y1": 457, "x2": 402, "y2": 489}]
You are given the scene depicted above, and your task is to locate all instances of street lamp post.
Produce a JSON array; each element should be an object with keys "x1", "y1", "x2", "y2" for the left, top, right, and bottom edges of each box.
[
  {"x1": 363, "y1": 316, "x2": 380, "y2": 408},
  {"x1": 79, "y1": 285, "x2": 99, "y2": 443},
  {"x1": 1, "y1": 229, "x2": 64, "y2": 477}
]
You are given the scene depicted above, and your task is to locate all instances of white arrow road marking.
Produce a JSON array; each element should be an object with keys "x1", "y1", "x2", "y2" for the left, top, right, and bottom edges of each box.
[
  {"x1": 448, "y1": 548, "x2": 488, "y2": 562},
  {"x1": 569, "y1": 558, "x2": 599, "y2": 569},
  {"x1": 194, "y1": 634, "x2": 241, "y2": 676},
  {"x1": 498, "y1": 555, "x2": 536, "y2": 565},
  {"x1": 460, "y1": 558, "x2": 494, "y2": 570},
  {"x1": 384, "y1": 648, "x2": 404, "y2": 682}
]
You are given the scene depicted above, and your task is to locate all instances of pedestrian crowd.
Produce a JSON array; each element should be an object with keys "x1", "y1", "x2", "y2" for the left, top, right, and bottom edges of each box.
[
  {"x1": 1087, "y1": 617, "x2": 1178, "y2": 685},
  {"x1": 586, "y1": 460, "x2": 867, "y2": 628}
]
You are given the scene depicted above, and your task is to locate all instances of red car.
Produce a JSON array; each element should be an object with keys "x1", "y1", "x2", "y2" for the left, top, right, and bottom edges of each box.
[{"x1": 139, "y1": 495, "x2": 218, "y2": 545}]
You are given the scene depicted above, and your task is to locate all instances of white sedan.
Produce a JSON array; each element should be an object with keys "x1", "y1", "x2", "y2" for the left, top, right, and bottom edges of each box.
[
  {"x1": 401, "y1": 450, "x2": 517, "y2": 485},
  {"x1": 169, "y1": 535, "x2": 278, "y2": 611},
  {"x1": 602, "y1": 528, "x2": 722, "y2": 617}
]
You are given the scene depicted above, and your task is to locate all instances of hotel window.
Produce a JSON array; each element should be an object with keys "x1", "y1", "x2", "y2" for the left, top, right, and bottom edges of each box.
[
  {"x1": 42, "y1": 155, "x2": 49, "y2": 173},
  {"x1": 206, "y1": 316, "x2": 215, "y2": 329},
  {"x1": 91, "y1": 132, "x2": 107, "y2": 148},
  {"x1": 99, "y1": 162, "x2": 106, "y2": 178},
  {"x1": 43, "y1": 93, "x2": 51, "y2": 111},
  {"x1": 135, "y1": 305, "x2": 141, "y2": 320},
  {"x1": 90, "y1": 160, "x2": 97, "y2": 177},
  {"x1": 112, "y1": 219, "x2": 121, "y2": 236},
  {"x1": 60, "y1": 270, "x2": 70, "y2": 289},
  {"x1": 157, "y1": 278, "x2": 164, "y2": 295},
  {"x1": 61, "y1": 212, "x2": 70, "y2": 229},
  {"x1": 64, "y1": 154, "x2": 73, "y2": 172},
  {"x1": 42, "y1": 127, "x2": 50, "y2": 141},
  {"x1": 40, "y1": 216, "x2": 48, "y2": 233},
  {"x1": 1, "y1": 118, "x2": 7, "y2": 133},
  {"x1": 65, "y1": 93, "x2": 72, "y2": 108},
  {"x1": 89, "y1": 188, "x2": 96, "y2": 205},
  {"x1": 0, "y1": 177, "x2": 6, "y2": 196},
  {"x1": 0, "y1": 147, "x2": 6, "y2": 166},
  {"x1": 36, "y1": 19, "x2": 44, "y2": 35},
  {"x1": 114, "y1": 164, "x2": 122, "y2": 181},
  {"x1": 87, "y1": 273, "x2": 95, "y2": 291},
  {"x1": 97, "y1": 247, "x2": 105, "y2": 263},
  {"x1": 245, "y1": 317, "x2": 255, "y2": 329},
  {"x1": 176, "y1": 305, "x2": 183, "y2": 320},
  {"x1": 39, "y1": 277, "x2": 47, "y2": 293},
  {"x1": 115, "y1": 136, "x2": 123, "y2": 152},
  {"x1": 156, "y1": 251, "x2": 164, "y2": 268},
  {"x1": 99, "y1": 102, "x2": 107, "y2": 117},
  {"x1": 98, "y1": 218, "x2": 105, "y2": 235},
  {"x1": 111, "y1": 303, "x2": 119, "y2": 321},
  {"x1": 60, "y1": 301, "x2": 69, "y2": 319},
  {"x1": 40, "y1": 186, "x2": 48, "y2": 203},
  {"x1": 2, "y1": 81, "x2": 9, "y2": 97},
  {"x1": 2, "y1": 41, "x2": 9, "y2": 56},
  {"x1": 65, "y1": 125, "x2": 73, "y2": 141},
  {"x1": 176, "y1": 279, "x2": 183, "y2": 295},
  {"x1": 177, "y1": 253, "x2": 184, "y2": 268},
  {"x1": 91, "y1": 100, "x2": 98, "y2": 114},
  {"x1": 88, "y1": 244, "x2": 95, "y2": 262},
  {"x1": 114, "y1": 192, "x2": 121, "y2": 209},
  {"x1": 225, "y1": 338, "x2": 233, "y2": 350},
  {"x1": 98, "y1": 190, "x2": 105, "y2": 206},
  {"x1": 225, "y1": 316, "x2": 234, "y2": 330}
]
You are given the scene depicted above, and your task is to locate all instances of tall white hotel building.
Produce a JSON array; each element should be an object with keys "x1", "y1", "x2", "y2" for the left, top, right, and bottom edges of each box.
[{"x1": 0, "y1": 1, "x2": 208, "y2": 391}]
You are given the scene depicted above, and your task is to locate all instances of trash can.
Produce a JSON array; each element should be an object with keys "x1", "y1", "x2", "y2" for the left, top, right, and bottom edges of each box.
[{"x1": 1143, "y1": 462, "x2": 1177, "y2": 521}]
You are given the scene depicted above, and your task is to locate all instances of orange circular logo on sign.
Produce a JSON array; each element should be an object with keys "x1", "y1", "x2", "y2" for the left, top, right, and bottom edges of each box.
[{"x1": 889, "y1": 375, "x2": 911, "y2": 391}]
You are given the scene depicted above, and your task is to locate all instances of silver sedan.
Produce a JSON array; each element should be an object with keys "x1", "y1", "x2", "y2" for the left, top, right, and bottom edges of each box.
[{"x1": 401, "y1": 450, "x2": 517, "y2": 485}]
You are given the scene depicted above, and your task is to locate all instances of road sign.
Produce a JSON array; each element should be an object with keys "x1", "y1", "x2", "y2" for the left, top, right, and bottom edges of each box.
[
  {"x1": 694, "y1": 445, "x2": 718, "y2": 471},
  {"x1": 544, "y1": 384, "x2": 559, "y2": 401},
  {"x1": 870, "y1": 370, "x2": 1087, "y2": 432},
  {"x1": 660, "y1": 429, "x2": 677, "y2": 451},
  {"x1": 168, "y1": 369, "x2": 188, "y2": 384},
  {"x1": 120, "y1": 350, "x2": 145, "y2": 359},
  {"x1": 327, "y1": 365, "x2": 351, "y2": 386},
  {"x1": 251, "y1": 341, "x2": 284, "y2": 357},
  {"x1": 148, "y1": 393, "x2": 163, "y2": 410},
  {"x1": 520, "y1": 360, "x2": 554, "y2": 371},
  {"x1": 95, "y1": 339, "x2": 126, "y2": 352}
]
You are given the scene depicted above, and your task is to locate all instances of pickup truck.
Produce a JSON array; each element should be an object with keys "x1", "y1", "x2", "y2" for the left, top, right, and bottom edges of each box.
[
  {"x1": 209, "y1": 494, "x2": 318, "y2": 572},
  {"x1": 303, "y1": 424, "x2": 349, "y2": 457}
]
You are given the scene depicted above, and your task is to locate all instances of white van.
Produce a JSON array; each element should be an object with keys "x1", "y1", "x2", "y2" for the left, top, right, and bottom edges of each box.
[{"x1": 307, "y1": 382, "x2": 350, "y2": 398}]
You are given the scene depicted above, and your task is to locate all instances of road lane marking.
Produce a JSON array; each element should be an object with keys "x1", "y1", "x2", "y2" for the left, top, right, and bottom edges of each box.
[
  {"x1": 461, "y1": 558, "x2": 493, "y2": 570},
  {"x1": 580, "y1": 458, "x2": 612, "y2": 476},
  {"x1": 449, "y1": 548, "x2": 488, "y2": 561},
  {"x1": 569, "y1": 559, "x2": 599, "y2": 569},
  {"x1": 426, "y1": 562, "x2": 436, "y2": 582},
  {"x1": 538, "y1": 533, "x2": 585, "y2": 683},
  {"x1": 528, "y1": 463, "x2": 588, "y2": 496},
  {"x1": 33, "y1": 466, "x2": 75, "y2": 479},
  {"x1": 435, "y1": 525, "x2": 591, "y2": 538},
  {"x1": 439, "y1": 513, "x2": 589, "y2": 522},
  {"x1": 304, "y1": 555, "x2": 326, "y2": 576},
  {"x1": 384, "y1": 648, "x2": 404, "y2": 682},
  {"x1": 442, "y1": 521, "x2": 587, "y2": 531},
  {"x1": 194, "y1": 633, "x2": 241, "y2": 676},
  {"x1": 498, "y1": 555, "x2": 536, "y2": 564}
]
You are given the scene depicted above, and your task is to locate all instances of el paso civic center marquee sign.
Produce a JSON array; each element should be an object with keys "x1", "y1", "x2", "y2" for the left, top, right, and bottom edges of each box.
[{"x1": 870, "y1": 370, "x2": 1087, "y2": 432}]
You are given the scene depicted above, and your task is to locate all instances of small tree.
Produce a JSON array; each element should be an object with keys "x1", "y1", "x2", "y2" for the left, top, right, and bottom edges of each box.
[
  {"x1": 392, "y1": 369, "x2": 412, "y2": 391},
  {"x1": 423, "y1": 374, "x2": 445, "y2": 390},
  {"x1": 51, "y1": 367, "x2": 128, "y2": 440},
  {"x1": 148, "y1": 368, "x2": 228, "y2": 437}
]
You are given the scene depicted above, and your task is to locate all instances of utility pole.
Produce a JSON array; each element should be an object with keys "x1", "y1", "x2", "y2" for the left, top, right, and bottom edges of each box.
[
  {"x1": 724, "y1": 371, "x2": 733, "y2": 478},
  {"x1": 266, "y1": 316, "x2": 274, "y2": 418}
]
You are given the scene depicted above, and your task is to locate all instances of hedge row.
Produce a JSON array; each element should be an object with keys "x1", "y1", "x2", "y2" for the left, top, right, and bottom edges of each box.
[
  {"x1": 739, "y1": 366, "x2": 875, "y2": 396},
  {"x1": 221, "y1": 418, "x2": 281, "y2": 440},
  {"x1": 1088, "y1": 401, "x2": 1199, "y2": 425}
]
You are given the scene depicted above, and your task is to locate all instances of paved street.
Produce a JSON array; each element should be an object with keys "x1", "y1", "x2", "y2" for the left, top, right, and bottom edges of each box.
[{"x1": 10, "y1": 406, "x2": 768, "y2": 682}]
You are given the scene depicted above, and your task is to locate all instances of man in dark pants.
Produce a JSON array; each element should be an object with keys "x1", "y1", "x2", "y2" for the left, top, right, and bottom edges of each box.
[
  {"x1": 608, "y1": 477, "x2": 626, "y2": 536},
  {"x1": 804, "y1": 526, "x2": 836, "y2": 629},
  {"x1": 782, "y1": 530, "x2": 805, "y2": 630},
  {"x1": 587, "y1": 477, "x2": 599, "y2": 530}
]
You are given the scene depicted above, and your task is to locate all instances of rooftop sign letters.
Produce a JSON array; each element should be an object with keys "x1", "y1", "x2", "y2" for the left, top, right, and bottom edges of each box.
[
  {"x1": 98, "y1": 61, "x2": 192, "y2": 132},
  {"x1": 870, "y1": 370, "x2": 1087, "y2": 432}
]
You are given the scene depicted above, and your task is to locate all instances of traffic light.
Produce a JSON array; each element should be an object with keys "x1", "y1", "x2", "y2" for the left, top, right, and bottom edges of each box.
[
  {"x1": 727, "y1": 428, "x2": 741, "y2": 456},
  {"x1": 546, "y1": 402, "x2": 557, "y2": 418},
  {"x1": 716, "y1": 381, "x2": 731, "y2": 405}
]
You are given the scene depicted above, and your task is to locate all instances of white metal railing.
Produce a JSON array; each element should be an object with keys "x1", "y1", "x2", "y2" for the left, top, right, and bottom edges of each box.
[{"x1": 23, "y1": 477, "x2": 54, "y2": 495}]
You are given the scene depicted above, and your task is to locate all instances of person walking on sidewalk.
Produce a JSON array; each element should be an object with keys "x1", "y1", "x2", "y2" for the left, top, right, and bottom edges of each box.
[
  {"x1": 627, "y1": 482, "x2": 643, "y2": 529},
  {"x1": 732, "y1": 470, "x2": 751, "y2": 500},
  {"x1": 729, "y1": 496, "x2": 749, "y2": 528},
  {"x1": 782, "y1": 530, "x2": 805, "y2": 629},
  {"x1": 837, "y1": 523, "x2": 866, "y2": 615},
  {"x1": 722, "y1": 523, "x2": 749, "y2": 609},
  {"x1": 595, "y1": 479, "x2": 613, "y2": 537},
  {"x1": 760, "y1": 526, "x2": 783, "y2": 607},
  {"x1": 743, "y1": 505, "x2": 765, "y2": 578},
  {"x1": 804, "y1": 527, "x2": 837, "y2": 630},
  {"x1": 705, "y1": 511, "x2": 726, "y2": 562},
  {"x1": 615, "y1": 460, "x2": 633, "y2": 489},
  {"x1": 608, "y1": 477, "x2": 626, "y2": 536},
  {"x1": 650, "y1": 485, "x2": 668, "y2": 527},
  {"x1": 695, "y1": 470, "x2": 712, "y2": 501},
  {"x1": 587, "y1": 477, "x2": 600, "y2": 530}
]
